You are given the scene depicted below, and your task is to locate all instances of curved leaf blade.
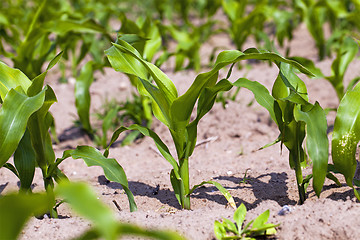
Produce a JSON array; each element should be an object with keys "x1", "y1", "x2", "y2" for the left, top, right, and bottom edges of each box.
[
  {"x1": 68, "y1": 146, "x2": 137, "y2": 212},
  {"x1": 332, "y1": 82, "x2": 360, "y2": 187},
  {"x1": 294, "y1": 102, "x2": 328, "y2": 196},
  {"x1": 0, "y1": 62, "x2": 32, "y2": 100},
  {"x1": 75, "y1": 61, "x2": 94, "y2": 133},
  {"x1": 0, "y1": 192, "x2": 54, "y2": 240},
  {"x1": 232, "y1": 78, "x2": 276, "y2": 123},
  {"x1": 105, "y1": 125, "x2": 180, "y2": 178},
  {"x1": 14, "y1": 130, "x2": 36, "y2": 192},
  {"x1": 0, "y1": 88, "x2": 45, "y2": 167},
  {"x1": 188, "y1": 180, "x2": 236, "y2": 210},
  {"x1": 56, "y1": 181, "x2": 118, "y2": 240}
]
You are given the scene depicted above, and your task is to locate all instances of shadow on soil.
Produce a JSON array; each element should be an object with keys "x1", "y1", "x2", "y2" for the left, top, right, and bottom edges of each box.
[
  {"x1": 98, "y1": 172, "x2": 299, "y2": 210},
  {"x1": 98, "y1": 175, "x2": 181, "y2": 209},
  {"x1": 58, "y1": 126, "x2": 87, "y2": 142},
  {"x1": 209, "y1": 172, "x2": 297, "y2": 210}
]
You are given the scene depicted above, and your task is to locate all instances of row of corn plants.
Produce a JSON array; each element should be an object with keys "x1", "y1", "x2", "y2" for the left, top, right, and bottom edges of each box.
[
  {"x1": 2, "y1": 0, "x2": 359, "y2": 147},
  {"x1": 2, "y1": 41, "x2": 360, "y2": 237},
  {"x1": 1, "y1": 0, "x2": 360, "y2": 239}
]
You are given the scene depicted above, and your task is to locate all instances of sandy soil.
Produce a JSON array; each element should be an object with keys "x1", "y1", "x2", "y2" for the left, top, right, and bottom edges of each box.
[{"x1": 1, "y1": 22, "x2": 360, "y2": 240}]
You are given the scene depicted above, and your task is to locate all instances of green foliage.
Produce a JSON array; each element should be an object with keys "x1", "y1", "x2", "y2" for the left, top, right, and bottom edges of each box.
[
  {"x1": 325, "y1": 36, "x2": 359, "y2": 100},
  {"x1": 222, "y1": 0, "x2": 267, "y2": 51},
  {"x1": 0, "y1": 182, "x2": 184, "y2": 240},
  {"x1": 214, "y1": 203, "x2": 278, "y2": 240},
  {"x1": 54, "y1": 146, "x2": 137, "y2": 212},
  {"x1": 0, "y1": 191, "x2": 55, "y2": 240},
  {"x1": 234, "y1": 60, "x2": 328, "y2": 204},
  {"x1": 332, "y1": 81, "x2": 360, "y2": 200},
  {"x1": 0, "y1": 60, "x2": 136, "y2": 213},
  {"x1": 105, "y1": 38, "x2": 313, "y2": 209}
]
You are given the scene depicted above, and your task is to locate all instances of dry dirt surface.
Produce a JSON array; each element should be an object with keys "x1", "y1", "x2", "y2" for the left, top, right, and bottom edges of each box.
[{"x1": 1, "y1": 23, "x2": 360, "y2": 240}]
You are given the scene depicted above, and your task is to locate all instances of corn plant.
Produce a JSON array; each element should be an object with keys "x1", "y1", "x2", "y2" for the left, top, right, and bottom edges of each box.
[
  {"x1": 105, "y1": 39, "x2": 314, "y2": 209},
  {"x1": 0, "y1": 182, "x2": 184, "y2": 240},
  {"x1": 331, "y1": 81, "x2": 360, "y2": 200},
  {"x1": 214, "y1": 203, "x2": 279, "y2": 240},
  {"x1": 0, "y1": 58, "x2": 137, "y2": 214},
  {"x1": 325, "y1": 36, "x2": 359, "y2": 100},
  {"x1": 0, "y1": 0, "x2": 113, "y2": 138},
  {"x1": 164, "y1": 20, "x2": 217, "y2": 72},
  {"x1": 222, "y1": 0, "x2": 267, "y2": 51},
  {"x1": 290, "y1": 35, "x2": 359, "y2": 104},
  {"x1": 233, "y1": 55, "x2": 331, "y2": 204}
]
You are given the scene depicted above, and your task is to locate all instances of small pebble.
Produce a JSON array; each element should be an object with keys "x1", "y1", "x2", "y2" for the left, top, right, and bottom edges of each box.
[
  {"x1": 278, "y1": 205, "x2": 291, "y2": 216},
  {"x1": 227, "y1": 171, "x2": 233, "y2": 175}
]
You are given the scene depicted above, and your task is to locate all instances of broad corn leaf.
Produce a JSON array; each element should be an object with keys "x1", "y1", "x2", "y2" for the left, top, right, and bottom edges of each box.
[
  {"x1": 57, "y1": 146, "x2": 137, "y2": 212},
  {"x1": 233, "y1": 78, "x2": 276, "y2": 123},
  {"x1": 332, "y1": 82, "x2": 360, "y2": 187},
  {"x1": 0, "y1": 61, "x2": 31, "y2": 100},
  {"x1": 185, "y1": 79, "x2": 233, "y2": 157},
  {"x1": 105, "y1": 42, "x2": 148, "y2": 80},
  {"x1": 56, "y1": 182, "x2": 118, "y2": 240},
  {"x1": 27, "y1": 86, "x2": 57, "y2": 169},
  {"x1": 0, "y1": 88, "x2": 45, "y2": 167},
  {"x1": 105, "y1": 125, "x2": 180, "y2": 178},
  {"x1": 0, "y1": 192, "x2": 54, "y2": 240},
  {"x1": 14, "y1": 130, "x2": 36, "y2": 192},
  {"x1": 75, "y1": 61, "x2": 94, "y2": 133},
  {"x1": 106, "y1": 40, "x2": 177, "y2": 100},
  {"x1": 294, "y1": 102, "x2": 328, "y2": 196}
]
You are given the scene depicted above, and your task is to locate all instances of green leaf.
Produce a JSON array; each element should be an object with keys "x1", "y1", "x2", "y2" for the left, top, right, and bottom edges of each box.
[
  {"x1": 252, "y1": 210, "x2": 270, "y2": 229},
  {"x1": 222, "y1": 218, "x2": 238, "y2": 234},
  {"x1": 233, "y1": 78, "x2": 276, "y2": 123},
  {"x1": 75, "y1": 61, "x2": 94, "y2": 133},
  {"x1": 27, "y1": 86, "x2": 57, "y2": 169},
  {"x1": 288, "y1": 56, "x2": 324, "y2": 78},
  {"x1": 46, "y1": 51, "x2": 64, "y2": 71},
  {"x1": 0, "y1": 88, "x2": 45, "y2": 167},
  {"x1": 106, "y1": 40, "x2": 177, "y2": 100},
  {"x1": 14, "y1": 130, "x2": 36, "y2": 192},
  {"x1": 332, "y1": 82, "x2": 360, "y2": 187},
  {"x1": 75, "y1": 222, "x2": 186, "y2": 240},
  {"x1": 106, "y1": 41, "x2": 177, "y2": 126},
  {"x1": 326, "y1": 172, "x2": 341, "y2": 187},
  {"x1": 185, "y1": 79, "x2": 233, "y2": 158},
  {"x1": 61, "y1": 146, "x2": 137, "y2": 212},
  {"x1": 233, "y1": 203, "x2": 247, "y2": 232},
  {"x1": 188, "y1": 180, "x2": 236, "y2": 210},
  {"x1": 0, "y1": 61, "x2": 32, "y2": 100},
  {"x1": 106, "y1": 125, "x2": 180, "y2": 178},
  {"x1": 294, "y1": 102, "x2": 328, "y2": 196},
  {"x1": 105, "y1": 42, "x2": 148, "y2": 80},
  {"x1": 56, "y1": 181, "x2": 118, "y2": 240},
  {"x1": 43, "y1": 19, "x2": 108, "y2": 35},
  {"x1": 0, "y1": 192, "x2": 54, "y2": 240},
  {"x1": 214, "y1": 220, "x2": 227, "y2": 240}
]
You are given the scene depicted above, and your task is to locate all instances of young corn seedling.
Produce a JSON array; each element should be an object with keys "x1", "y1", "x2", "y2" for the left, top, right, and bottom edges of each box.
[
  {"x1": 289, "y1": 35, "x2": 359, "y2": 108},
  {"x1": 325, "y1": 35, "x2": 359, "y2": 101},
  {"x1": 235, "y1": 61, "x2": 330, "y2": 204},
  {"x1": 105, "y1": 39, "x2": 313, "y2": 209},
  {"x1": 222, "y1": 0, "x2": 267, "y2": 51},
  {"x1": 214, "y1": 203, "x2": 279, "y2": 240}
]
